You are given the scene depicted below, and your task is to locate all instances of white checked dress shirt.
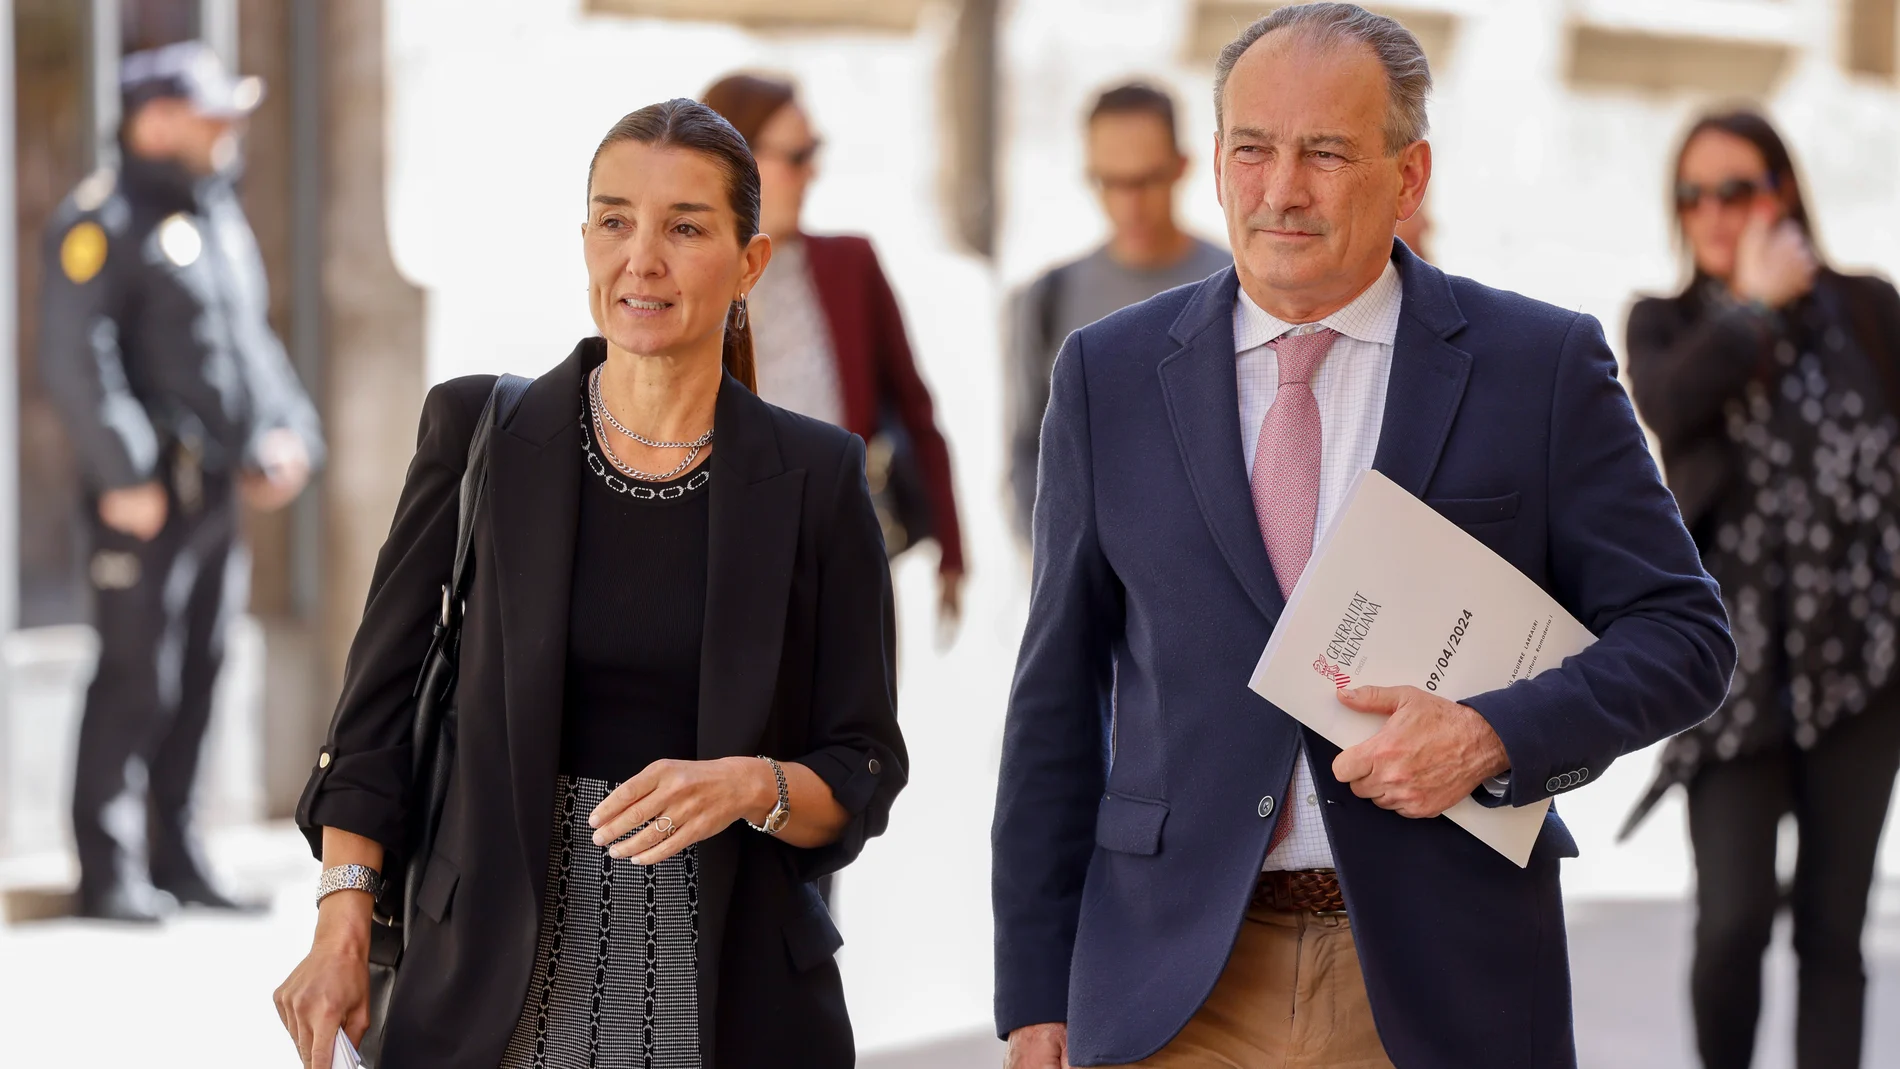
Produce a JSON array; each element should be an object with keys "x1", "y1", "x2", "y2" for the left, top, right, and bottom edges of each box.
[{"x1": 1237, "y1": 261, "x2": 1401, "y2": 872}]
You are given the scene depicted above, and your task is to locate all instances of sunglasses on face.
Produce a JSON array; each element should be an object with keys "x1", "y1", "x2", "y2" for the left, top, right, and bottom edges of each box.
[
  {"x1": 1675, "y1": 176, "x2": 1775, "y2": 212},
  {"x1": 760, "y1": 139, "x2": 823, "y2": 169}
]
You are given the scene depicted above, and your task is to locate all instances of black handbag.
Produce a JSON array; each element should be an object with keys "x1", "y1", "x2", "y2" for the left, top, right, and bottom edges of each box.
[
  {"x1": 358, "y1": 374, "x2": 531, "y2": 1066},
  {"x1": 866, "y1": 405, "x2": 936, "y2": 560}
]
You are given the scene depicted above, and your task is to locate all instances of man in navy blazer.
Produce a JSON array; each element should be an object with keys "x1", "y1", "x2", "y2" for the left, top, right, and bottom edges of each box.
[{"x1": 992, "y1": 6, "x2": 1735, "y2": 1067}]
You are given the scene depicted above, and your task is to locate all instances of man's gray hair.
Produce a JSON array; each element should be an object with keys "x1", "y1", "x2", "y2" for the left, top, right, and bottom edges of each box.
[{"x1": 1214, "y1": 2, "x2": 1432, "y2": 155}]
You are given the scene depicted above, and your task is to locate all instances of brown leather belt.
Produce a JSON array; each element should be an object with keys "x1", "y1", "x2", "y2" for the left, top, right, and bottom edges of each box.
[{"x1": 1253, "y1": 869, "x2": 1346, "y2": 914}]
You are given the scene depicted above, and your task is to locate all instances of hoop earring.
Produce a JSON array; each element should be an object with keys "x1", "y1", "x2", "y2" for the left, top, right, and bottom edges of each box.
[{"x1": 732, "y1": 297, "x2": 749, "y2": 330}]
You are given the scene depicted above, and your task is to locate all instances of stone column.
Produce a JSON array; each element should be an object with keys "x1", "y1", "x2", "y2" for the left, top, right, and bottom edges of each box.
[
  {"x1": 941, "y1": 0, "x2": 998, "y2": 260},
  {"x1": 317, "y1": 0, "x2": 427, "y2": 704}
]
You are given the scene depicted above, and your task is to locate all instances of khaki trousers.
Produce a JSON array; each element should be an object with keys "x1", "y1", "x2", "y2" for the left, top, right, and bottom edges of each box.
[{"x1": 1100, "y1": 906, "x2": 1396, "y2": 1069}]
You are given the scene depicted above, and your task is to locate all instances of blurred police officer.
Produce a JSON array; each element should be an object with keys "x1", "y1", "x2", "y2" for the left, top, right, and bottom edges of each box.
[{"x1": 39, "y1": 41, "x2": 323, "y2": 923}]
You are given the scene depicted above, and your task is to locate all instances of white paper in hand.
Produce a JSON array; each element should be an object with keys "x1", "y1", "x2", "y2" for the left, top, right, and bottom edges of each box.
[
  {"x1": 332, "y1": 1028, "x2": 363, "y2": 1069},
  {"x1": 1248, "y1": 470, "x2": 1596, "y2": 867}
]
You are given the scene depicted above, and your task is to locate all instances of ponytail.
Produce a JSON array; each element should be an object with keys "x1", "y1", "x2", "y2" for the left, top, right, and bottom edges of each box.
[{"x1": 723, "y1": 298, "x2": 757, "y2": 392}]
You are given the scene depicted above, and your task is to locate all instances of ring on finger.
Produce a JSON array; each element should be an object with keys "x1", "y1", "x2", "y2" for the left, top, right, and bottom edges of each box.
[{"x1": 651, "y1": 815, "x2": 676, "y2": 839}]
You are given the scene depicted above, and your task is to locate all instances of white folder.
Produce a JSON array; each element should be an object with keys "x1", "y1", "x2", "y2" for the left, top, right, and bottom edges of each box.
[
  {"x1": 1248, "y1": 470, "x2": 1596, "y2": 867},
  {"x1": 332, "y1": 1028, "x2": 362, "y2": 1069}
]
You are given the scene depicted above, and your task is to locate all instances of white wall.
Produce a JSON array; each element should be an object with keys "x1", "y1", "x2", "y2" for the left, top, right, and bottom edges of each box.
[{"x1": 383, "y1": 0, "x2": 1900, "y2": 1049}]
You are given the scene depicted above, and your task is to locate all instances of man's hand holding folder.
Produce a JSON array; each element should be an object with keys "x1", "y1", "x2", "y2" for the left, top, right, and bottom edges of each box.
[
  {"x1": 1250, "y1": 470, "x2": 1597, "y2": 866},
  {"x1": 1330, "y1": 684, "x2": 1512, "y2": 819}
]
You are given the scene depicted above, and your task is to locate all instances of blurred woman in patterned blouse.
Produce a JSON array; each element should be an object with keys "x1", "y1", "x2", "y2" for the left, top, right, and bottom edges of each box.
[{"x1": 1623, "y1": 109, "x2": 1900, "y2": 1069}]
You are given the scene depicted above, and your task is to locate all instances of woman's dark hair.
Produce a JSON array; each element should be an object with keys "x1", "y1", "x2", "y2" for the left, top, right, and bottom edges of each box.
[
  {"x1": 588, "y1": 98, "x2": 761, "y2": 391},
  {"x1": 700, "y1": 73, "x2": 797, "y2": 149},
  {"x1": 1672, "y1": 108, "x2": 1824, "y2": 288}
]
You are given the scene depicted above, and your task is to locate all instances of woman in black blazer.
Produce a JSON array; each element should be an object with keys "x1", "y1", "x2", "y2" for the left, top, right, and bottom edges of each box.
[
  {"x1": 1623, "y1": 109, "x2": 1900, "y2": 1069},
  {"x1": 273, "y1": 99, "x2": 905, "y2": 1068}
]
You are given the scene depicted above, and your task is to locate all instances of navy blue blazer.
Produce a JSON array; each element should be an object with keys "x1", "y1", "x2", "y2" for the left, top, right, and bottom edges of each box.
[{"x1": 991, "y1": 244, "x2": 1734, "y2": 1067}]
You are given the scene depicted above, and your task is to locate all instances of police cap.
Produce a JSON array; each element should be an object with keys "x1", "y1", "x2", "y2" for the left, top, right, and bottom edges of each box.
[{"x1": 121, "y1": 41, "x2": 263, "y2": 119}]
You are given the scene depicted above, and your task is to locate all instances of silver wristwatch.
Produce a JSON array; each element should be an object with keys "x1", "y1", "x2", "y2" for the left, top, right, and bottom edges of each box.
[
  {"x1": 747, "y1": 756, "x2": 791, "y2": 836},
  {"x1": 316, "y1": 863, "x2": 385, "y2": 907}
]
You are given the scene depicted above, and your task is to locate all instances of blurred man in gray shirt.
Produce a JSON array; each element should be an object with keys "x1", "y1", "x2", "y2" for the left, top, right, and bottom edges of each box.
[{"x1": 1006, "y1": 82, "x2": 1231, "y2": 541}]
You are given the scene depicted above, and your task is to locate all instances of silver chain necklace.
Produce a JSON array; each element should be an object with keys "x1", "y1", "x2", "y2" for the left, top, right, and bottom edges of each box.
[
  {"x1": 580, "y1": 416, "x2": 711, "y2": 500},
  {"x1": 589, "y1": 402, "x2": 703, "y2": 482},
  {"x1": 588, "y1": 365, "x2": 715, "y2": 449}
]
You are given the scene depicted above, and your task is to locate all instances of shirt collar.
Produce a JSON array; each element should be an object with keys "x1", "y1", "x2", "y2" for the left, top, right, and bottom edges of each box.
[{"x1": 1232, "y1": 259, "x2": 1403, "y2": 353}]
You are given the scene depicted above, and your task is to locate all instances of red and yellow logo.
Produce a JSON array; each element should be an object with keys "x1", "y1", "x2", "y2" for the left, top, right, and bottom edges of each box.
[{"x1": 1311, "y1": 657, "x2": 1352, "y2": 689}]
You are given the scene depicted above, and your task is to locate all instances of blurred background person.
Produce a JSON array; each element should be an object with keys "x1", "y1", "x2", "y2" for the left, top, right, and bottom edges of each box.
[
  {"x1": 1622, "y1": 109, "x2": 1900, "y2": 1069},
  {"x1": 702, "y1": 73, "x2": 966, "y2": 630},
  {"x1": 36, "y1": 41, "x2": 321, "y2": 924},
  {"x1": 1004, "y1": 82, "x2": 1229, "y2": 543}
]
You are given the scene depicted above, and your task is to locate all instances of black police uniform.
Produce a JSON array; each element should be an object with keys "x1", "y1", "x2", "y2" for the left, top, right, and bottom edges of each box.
[{"x1": 38, "y1": 149, "x2": 323, "y2": 911}]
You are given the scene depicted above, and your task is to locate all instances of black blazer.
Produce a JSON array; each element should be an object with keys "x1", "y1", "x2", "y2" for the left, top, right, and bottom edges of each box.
[
  {"x1": 1627, "y1": 270, "x2": 1900, "y2": 536},
  {"x1": 295, "y1": 339, "x2": 906, "y2": 1068}
]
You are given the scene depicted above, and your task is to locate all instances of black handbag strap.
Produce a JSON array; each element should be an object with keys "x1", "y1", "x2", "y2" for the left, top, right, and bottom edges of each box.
[
  {"x1": 446, "y1": 374, "x2": 533, "y2": 623},
  {"x1": 398, "y1": 373, "x2": 530, "y2": 932}
]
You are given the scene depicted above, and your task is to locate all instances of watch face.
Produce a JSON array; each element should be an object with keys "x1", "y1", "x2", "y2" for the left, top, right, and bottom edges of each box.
[{"x1": 765, "y1": 806, "x2": 791, "y2": 834}]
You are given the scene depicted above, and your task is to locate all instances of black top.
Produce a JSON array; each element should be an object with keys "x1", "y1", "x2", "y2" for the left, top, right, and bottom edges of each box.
[{"x1": 559, "y1": 407, "x2": 711, "y2": 782}]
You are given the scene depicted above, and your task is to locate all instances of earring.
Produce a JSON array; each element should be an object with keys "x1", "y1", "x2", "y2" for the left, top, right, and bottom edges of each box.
[{"x1": 733, "y1": 297, "x2": 749, "y2": 330}]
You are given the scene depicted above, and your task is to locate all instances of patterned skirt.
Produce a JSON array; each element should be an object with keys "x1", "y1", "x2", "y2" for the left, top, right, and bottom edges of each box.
[{"x1": 499, "y1": 774, "x2": 701, "y2": 1069}]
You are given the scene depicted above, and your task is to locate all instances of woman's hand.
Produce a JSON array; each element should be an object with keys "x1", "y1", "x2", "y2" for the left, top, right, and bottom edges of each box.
[
  {"x1": 274, "y1": 893, "x2": 374, "y2": 1069},
  {"x1": 589, "y1": 757, "x2": 778, "y2": 866},
  {"x1": 937, "y1": 566, "x2": 966, "y2": 648},
  {"x1": 1733, "y1": 209, "x2": 1817, "y2": 309}
]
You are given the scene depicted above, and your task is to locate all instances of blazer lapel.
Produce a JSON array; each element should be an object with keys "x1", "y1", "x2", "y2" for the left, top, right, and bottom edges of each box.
[
  {"x1": 1372, "y1": 245, "x2": 1473, "y2": 497},
  {"x1": 697, "y1": 377, "x2": 805, "y2": 762},
  {"x1": 1158, "y1": 268, "x2": 1288, "y2": 624},
  {"x1": 689, "y1": 379, "x2": 803, "y2": 1053},
  {"x1": 489, "y1": 341, "x2": 587, "y2": 893}
]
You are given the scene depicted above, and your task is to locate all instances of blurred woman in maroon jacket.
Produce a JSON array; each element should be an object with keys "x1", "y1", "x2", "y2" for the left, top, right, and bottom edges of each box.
[{"x1": 703, "y1": 74, "x2": 965, "y2": 625}]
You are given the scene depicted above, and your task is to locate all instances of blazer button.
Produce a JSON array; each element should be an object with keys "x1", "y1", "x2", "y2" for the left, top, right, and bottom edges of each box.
[
  {"x1": 867, "y1": 758, "x2": 881, "y2": 775},
  {"x1": 1258, "y1": 796, "x2": 1275, "y2": 819},
  {"x1": 1545, "y1": 776, "x2": 1561, "y2": 793},
  {"x1": 318, "y1": 752, "x2": 331, "y2": 769}
]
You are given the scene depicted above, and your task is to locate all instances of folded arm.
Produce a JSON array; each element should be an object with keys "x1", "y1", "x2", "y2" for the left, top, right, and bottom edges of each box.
[
  {"x1": 864, "y1": 243, "x2": 965, "y2": 575},
  {"x1": 294, "y1": 379, "x2": 490, "y2": 858},
  {"x1": 782, "y1": 435, "x2": 909, "y2": 881},
  {"x1": 1624, "y1": 297, "x2": 1767, "y2": 452},
  {"x1": 1466, "y1": 314, "x2": 1736, "y2": 808},
  {"x1": 37, "y1": 219, "x2": 159, "y2": 490}
]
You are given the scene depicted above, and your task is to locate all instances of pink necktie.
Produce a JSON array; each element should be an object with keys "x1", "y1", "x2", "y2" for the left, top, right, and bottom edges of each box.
[{"x1": 1251, "y1": 328, "x2": 1338, "y2": 853}]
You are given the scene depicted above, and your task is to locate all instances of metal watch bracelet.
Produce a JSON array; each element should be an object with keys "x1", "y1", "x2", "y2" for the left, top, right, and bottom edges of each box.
[
  {"x1": 316, "y1": 862, "x2": 385, "y2": 907},
  {"x1": 747, "y1": 756, "x2": 791, "y2": 836}
]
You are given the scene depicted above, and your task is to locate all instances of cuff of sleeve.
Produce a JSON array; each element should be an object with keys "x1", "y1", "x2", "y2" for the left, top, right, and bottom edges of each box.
[
  {"x1": 800, "y1": 744, "x2": 886, "y2": 816},
  {"x1": 996, "y1": 988, "x2": 1071, "y2": 1041},
  {"x1": 1464, "y1": 690, "x2": 1552, "y2": 807},
  {"x1": 294, "y1": 744, "x2": 411, "y2": 860}
]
